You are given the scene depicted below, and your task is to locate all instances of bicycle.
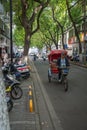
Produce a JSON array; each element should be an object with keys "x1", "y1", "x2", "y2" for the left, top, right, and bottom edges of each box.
[{"x1": 60, "y1": 68, "x2": 69, "y2": 91}]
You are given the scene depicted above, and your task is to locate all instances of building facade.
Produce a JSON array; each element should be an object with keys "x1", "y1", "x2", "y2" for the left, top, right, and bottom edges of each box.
[{"x1": 0, "y1": 2, "x2": 10, "y2": 59}]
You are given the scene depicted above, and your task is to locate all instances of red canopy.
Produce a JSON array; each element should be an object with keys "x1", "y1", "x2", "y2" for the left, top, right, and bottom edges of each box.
[{"x1": 48, "y1": 49, "x2": 67, "y2": 62}]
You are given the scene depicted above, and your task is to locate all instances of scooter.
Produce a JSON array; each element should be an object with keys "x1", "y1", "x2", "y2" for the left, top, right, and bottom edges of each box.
[
  {"x1": 2, "y1": 63, "x2": 21, "y2": 81},
  {"x1": 9, "y1": 63, "x2": 22, "y2": 81},
  {"x1": 5, "y1": 74, "x2": 23, "y2": 100},
  {"x1": 14, "y1": 63, "x2": 30, "y2": 79},
  {"x1": 2, "y1": 66, "x2": 23, "y2": 100},
  {"x1": 2, "y1": 61, "x2": 30, "y2": 80}
]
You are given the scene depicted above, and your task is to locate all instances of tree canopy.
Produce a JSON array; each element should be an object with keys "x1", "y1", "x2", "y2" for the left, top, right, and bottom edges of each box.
[{"x1": 1, "y1": 0, "x2": 86, "y2": 54}]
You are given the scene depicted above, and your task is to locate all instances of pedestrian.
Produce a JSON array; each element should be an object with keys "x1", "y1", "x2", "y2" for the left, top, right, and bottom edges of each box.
[
  {"x1": 33, "y1": 54, "x2": 36, "y2": 61},
  {"x1": 1, "y1": 52, "x2": 5, "y2": 66},
  {"x1": 3, "y1": 52, "x2": 8, "y2": 64},
  {"x1": 57, "y1": 52, "x2": 70, "y2": 82}
]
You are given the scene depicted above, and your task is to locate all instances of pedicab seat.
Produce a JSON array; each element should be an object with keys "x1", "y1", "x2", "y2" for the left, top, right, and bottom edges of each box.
[
  {"x1": 49, "y1": 61, "x2": 59, "y2": 73},
  {"x1": 48, "y1": 49, "x2": 67, "y2": 74}
]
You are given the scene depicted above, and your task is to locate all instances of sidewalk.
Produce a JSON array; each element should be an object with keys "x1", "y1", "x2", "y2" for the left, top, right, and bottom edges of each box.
[
  {"x1": 8, "y1": 69, "x2": 40, "y2": 130},
  {"x1": 8, "y1": 59, "x2": 63, "y2": 130},
  {"x1": 70, "y1": 61, "x2": 87, "y2": 68},
  {"x1": 0, "y1": 60, "x2": 39, "y2": 130}
]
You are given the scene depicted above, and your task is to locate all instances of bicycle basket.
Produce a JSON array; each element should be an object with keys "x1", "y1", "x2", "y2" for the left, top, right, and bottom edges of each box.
[{"x1": 62, "y1": 69, "x2": 69, "y2": 75}]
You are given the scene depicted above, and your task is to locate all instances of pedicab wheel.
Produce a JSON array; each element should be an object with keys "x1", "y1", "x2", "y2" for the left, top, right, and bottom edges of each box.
[
  {"x1": 48, "y1": 69, "x2": 51, "y2": 82},
  {"x1": 48, "y1": 75, "x2": 51, "y2": 82},
  {"x1": 64, "y1": 81, "x2": 68, "y2": 92}
]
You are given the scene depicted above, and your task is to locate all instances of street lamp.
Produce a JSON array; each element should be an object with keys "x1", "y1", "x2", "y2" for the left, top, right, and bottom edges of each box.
[{"x1": 10, "y1": 0, "x2": 13, "y2": 63}]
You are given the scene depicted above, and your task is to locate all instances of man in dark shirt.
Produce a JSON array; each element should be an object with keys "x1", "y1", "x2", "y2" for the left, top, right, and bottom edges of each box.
[{"x1": 57, "y1": 52, "x2": 70, "y2": 82}]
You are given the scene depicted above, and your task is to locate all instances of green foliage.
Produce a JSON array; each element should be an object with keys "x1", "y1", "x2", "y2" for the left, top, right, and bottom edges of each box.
[
  {"x1": 70, "y1": 0, "x2": 82, "y2": 24},
  {"x1": 0, "y1": 0, "x2": 9, "y2": 13},
  {"x1": 1, "y1": 0, "x2": 85, "y2": 50},
  {"x1": 31, "y1": 31, "x2": 44, "y2": 49},
  {"x1": 13, "y1": 28, "x2": 25, "y2": 47}
]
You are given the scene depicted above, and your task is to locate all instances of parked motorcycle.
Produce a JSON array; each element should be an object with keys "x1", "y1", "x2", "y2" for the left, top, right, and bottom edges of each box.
[
  {"x1": 2, "y1": 66, "x2": 23, "y2": 100},
  {"x1": 5, "y1": 76, "x2": 23, "y2": 100},
  {"x1": 2, "y1": 60, "x2": 30, "y2": 81},
  {"x1": 14, "y1": 63, "x2": 30, "y2": 79}
]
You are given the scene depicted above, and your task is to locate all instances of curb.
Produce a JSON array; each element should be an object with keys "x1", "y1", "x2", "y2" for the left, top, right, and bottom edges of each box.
[
  {"x1": 70, "y1": 61, "x2": 87, "y2": 68},
  {"x1": 31, "y1": 60, "x2": 63, "y2": 130}
]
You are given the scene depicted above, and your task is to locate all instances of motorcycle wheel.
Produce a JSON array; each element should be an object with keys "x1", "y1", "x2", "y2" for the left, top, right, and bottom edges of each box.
[
  {"x1": 23, "y1": 74, "x2": 30, "y2": 79},
  {"x1": 7, "y1": 99, "x2": 13, "y2": 112},
  {"x1": 11, "y1": 85, "x2": 23, "y2": 99}
]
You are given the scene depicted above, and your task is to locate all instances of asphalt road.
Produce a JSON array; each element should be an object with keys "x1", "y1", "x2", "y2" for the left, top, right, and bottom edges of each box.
[{"x1": 34, "y1": 58, "x2": 87, "y2": 130}]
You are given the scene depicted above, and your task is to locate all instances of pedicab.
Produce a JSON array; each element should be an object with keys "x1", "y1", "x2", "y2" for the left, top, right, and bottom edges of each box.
[{"x1": 48, "y1": 49, "x2": 69, "y2": 91}]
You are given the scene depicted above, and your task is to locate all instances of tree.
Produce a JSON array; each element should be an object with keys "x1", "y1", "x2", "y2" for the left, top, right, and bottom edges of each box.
[
  {"x1": 65, "y1": 0, "x2": 83, "y2": 53},
  {"x1": 39, "y1": 8, "x2": 60, "y2": 49},
  {"x1": 13, "y1": 0, "x2": 50, "y2": 56},
  {"x1": 52, "y1": 6, "x2": 67, "y2": 49},
  {"x1": 13, "y1": 28, "x2": 25, "y2": 46},
  {"x1": 31, "y1": 31, "x2": 44, "y2": 49}
]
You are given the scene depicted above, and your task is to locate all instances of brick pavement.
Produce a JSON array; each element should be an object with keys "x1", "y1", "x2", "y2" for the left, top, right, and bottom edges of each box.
[
  {"x1": 9, "y1": 76, "x2": 40, "y2": 130},
  {"x1": 0, "y1": 58, "x2": 40, "y2": 130}
]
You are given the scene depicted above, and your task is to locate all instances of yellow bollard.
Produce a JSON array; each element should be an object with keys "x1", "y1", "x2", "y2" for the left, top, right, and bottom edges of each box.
[
  {"x1": 29, "y1": 99, "x2": 34, "y2": 112},
  {"x1": 28, "y1": 86, "x2": 34, "y2": 112}
]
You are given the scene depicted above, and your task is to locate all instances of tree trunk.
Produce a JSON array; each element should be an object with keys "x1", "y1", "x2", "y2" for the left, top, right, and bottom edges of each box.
[
  {"x1": 61, "y1": 29, "x2": 65, "y2": 49},
  {"x1": 24, "y1": 31, "x2": 31, "y2": 56},
  {"x1": 55, "y1": 43, "x2": 58, "y2": 49},
  {"x1": 66, "y1": 0, "x2": 82, "y2": 54},
  {"x1": 23, "y1": 30, "x2": 31, "y2": 64}
]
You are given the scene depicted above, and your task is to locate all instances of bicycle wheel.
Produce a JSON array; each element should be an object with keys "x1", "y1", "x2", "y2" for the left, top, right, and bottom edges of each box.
[
  {"x1": 48, "y1": 70, "x2": 51, "y2": 83},
  {"x1": 64, "y1": 80, "x2": 68, "y2": 92},
  {"x1": 11, "y1": 85, "x2": 23, "y2": 99},
  {"x1": 48, "y1": 75, "x2": 51, "y2": 82}
]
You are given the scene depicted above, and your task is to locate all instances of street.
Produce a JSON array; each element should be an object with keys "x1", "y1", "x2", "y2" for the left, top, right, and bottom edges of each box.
[{"x1": 34, "y1": 58, "x2": 87, "y2": 130}]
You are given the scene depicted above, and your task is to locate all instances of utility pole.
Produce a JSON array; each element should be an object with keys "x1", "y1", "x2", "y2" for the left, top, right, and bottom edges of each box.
[{"x1": 10, "y1": 0, "x2": 13, "y2": 63}]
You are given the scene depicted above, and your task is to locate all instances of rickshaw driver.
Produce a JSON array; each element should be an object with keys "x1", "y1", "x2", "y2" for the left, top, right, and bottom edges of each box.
[{"x1": 57, "y1": 52, "x2": 70, "y2": 82}]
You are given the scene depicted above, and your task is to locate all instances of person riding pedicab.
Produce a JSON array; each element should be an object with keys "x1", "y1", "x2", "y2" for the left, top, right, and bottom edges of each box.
[{"x1": 57, "y1": 51, "x2": 70, "y2": 82}]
